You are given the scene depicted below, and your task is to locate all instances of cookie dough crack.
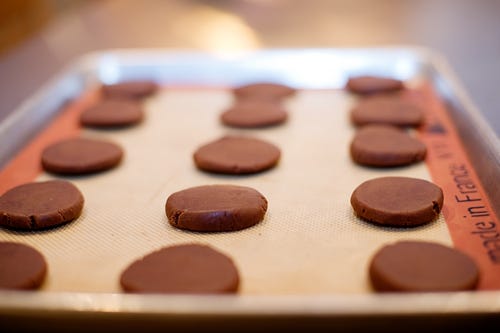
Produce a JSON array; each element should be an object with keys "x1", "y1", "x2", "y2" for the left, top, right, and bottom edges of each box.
[
  {"x1": 56, "y1": 210, "x2": 67, "y2": 222},
  {"x1": 171, "y1": 210, "x2": 185, "y2": 226},
  {"x1": 432, "y1": 201, "x2": 441, "y2": 215},
  {"x1": 29, "y1": 215, "x2": 37, "y2": 229}
]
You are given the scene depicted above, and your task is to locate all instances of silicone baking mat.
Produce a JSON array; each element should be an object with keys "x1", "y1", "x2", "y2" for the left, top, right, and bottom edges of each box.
[{"x1": 1, "y1": 81, "x2": 497, "y2": 295}]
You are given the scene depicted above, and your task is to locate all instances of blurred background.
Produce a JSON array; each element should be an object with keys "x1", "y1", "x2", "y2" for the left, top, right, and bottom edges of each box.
[{"x1": 1, "y1": 0, "x2": 499, "y2": 135}]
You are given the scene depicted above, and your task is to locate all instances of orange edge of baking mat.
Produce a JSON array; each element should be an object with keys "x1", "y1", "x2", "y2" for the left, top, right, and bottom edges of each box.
[
  {"x1": 415, "y1": 83, "x2": 500, "y2": 290},
  {"x1": 0, "y1": 89, "x2": 99, "y2": 194}
]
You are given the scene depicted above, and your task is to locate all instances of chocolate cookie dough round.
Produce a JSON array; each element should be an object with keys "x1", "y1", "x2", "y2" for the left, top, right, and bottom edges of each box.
[
  {"x1": 350, "y1": 125, "x2": 426, "y2": 167},
  {"x1": 351, "y1": 95, "x2": 424, "y2": 127},
  {"x1": 102, "y1": 80, "x2": 158, "y2": 99},
  {"x1": 369, "y1": 241, "x2": 480, "y2": 292},
  {"x1": 346, "y1": 75, "x2": 404, "y2": 95},
  {"x1": 120, "y1": 244, "x2": 239, "y2": 294},
  {"x1": 350, "y1": 177, "x2": 443, "y2": 227},
  {"x1": 80, "y1": 99, "x2": 144, "y2": 128},
  {"x1": 194, "y1": 136, "x2": 281, "y2": 174},
  {"x1": 166, "y1": 185, "x2": 267, "y2": 232},
  {"x1": 42, "y1": 137, "x2": 124, "y2": 175},
  {"x1": 221, "y1": 100, "x2": 288, "y2": 128},
  {"x1": 233, "y1": 82, "x2": 296, "y2": 100},
  {"x1": 0, "y1": 242, "x2": 47, "y2": 290},
  {"x1": 0, "y1": 180, "x2": 84, "y2": 230}
]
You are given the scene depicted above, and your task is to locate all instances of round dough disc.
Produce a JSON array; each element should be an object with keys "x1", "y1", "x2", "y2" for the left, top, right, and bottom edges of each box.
[
  {"x1": 0, "y1": 242, "x2": 47, "y2": 290},
  {"x1": 221, "y1": 100, "x2": 288, "y2": 128},
  {"x1": 346, "y1": 75, "x2": 404, "y2": 95},
  {"x1": 193, "y1": 136, "x2": 281, "y2": 174},
  {"x1": 120, "y1": 244, "x2": 239, "y2": 294},
  {"x1": 351, "y1": 95, "x2": 424, "y2": 127},
  {"x1": 0, "y1": 180, "x2": 84, "y2": 230},
  {"x1": 233, "y1": 82, "x2": 296, "y2": 100},
  {"x1": 166, "y1": 185, "x2": 268, "y2": 232},
  {"x1": 102, "y1": 80, "x2": 158, "y2": 99},
  {"x1": 350, "y1": 176, "x2": 443, "y2": 227},
  {"x1": 369, "y1": 240, "x2": 480, "y2": 292},
  {"x1": 350, "y1": 125, "x2": 426, "y2": 167},
  {"x1": 42, "y1": 137, "x2": 124, "y2": 174},
  {"x1": 80, "y1": 99, "x2": 144, "y2": 128}
]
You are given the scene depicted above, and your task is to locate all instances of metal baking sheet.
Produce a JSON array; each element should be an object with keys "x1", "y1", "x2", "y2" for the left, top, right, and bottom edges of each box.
[{"x1": 0, "y1": 48, "x2": 499, "y2": 329}]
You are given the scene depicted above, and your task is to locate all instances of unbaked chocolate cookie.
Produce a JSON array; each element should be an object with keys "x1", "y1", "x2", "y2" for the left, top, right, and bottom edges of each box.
[
  {"x1": 233, "y1": 82, "x2": 296, "y2": 100},
  {"x1": 346, "y1": 75, "x2": 404, "y2": 95},
  {"x1": 0, "y1": 242, "x2": 47, "y2": 290},
  {"x1": 42, "y1": 137, "x2": 124, "y2": 175},
  {"x1": 120, "y1": 244, "x2": 239, "y2": 294},
  {"x1": 0, "y1": 180, "x2": 84, "y2": 230},
  {"x1": 369, "y1": 240, "x2": 480, "y2": 292},
  {"x1": 165, "y1": 185, "x2": 267, "y2": 232},
  {"x1": 351, "y1": 95, "x2": 424, "y2": 127},
  {"x1": 194, "y1": 136, "x2": 281, "y2": 174},
  {"x1": 102, "y1": 80, "x2": 158, "y2": 99},
  {"x1": 80, "y1": 99, "x2": 144, "y2": 128},
  {"x1": 221, "y1": 100, "x2": 288, "y2": 128},
  {"x1": 350, "y1": 177, "x2": 443, "y2": 227},
  {"x1": 350, "y1": 125, "x2": 426, "y2": 167}
]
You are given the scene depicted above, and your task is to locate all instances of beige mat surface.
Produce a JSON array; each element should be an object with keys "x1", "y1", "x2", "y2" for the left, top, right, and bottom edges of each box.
[{"x1": 0, "y1": 88, "x2": 451, "y2": 294}]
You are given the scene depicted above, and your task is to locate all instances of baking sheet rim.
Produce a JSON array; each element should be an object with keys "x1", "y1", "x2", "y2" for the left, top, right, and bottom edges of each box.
[
  {"x1": 1, "y1": 47, "x2": 499, "y2": 316},
  {"x1": 1, "y1": 290, "x2": 500, "y2": 315}
]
